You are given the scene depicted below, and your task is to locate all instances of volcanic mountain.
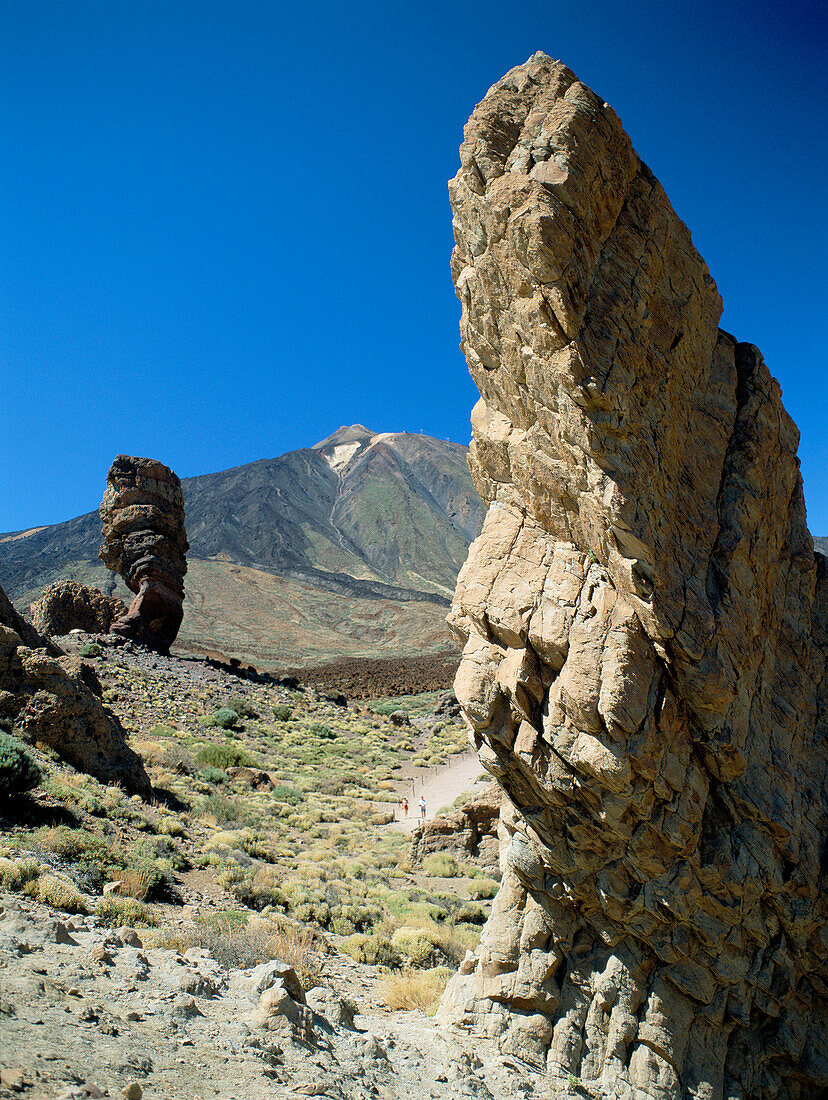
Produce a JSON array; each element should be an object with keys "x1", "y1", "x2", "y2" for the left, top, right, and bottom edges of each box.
[{"x1": 0, "y1": 427, "x2": 485, "y2": 668}]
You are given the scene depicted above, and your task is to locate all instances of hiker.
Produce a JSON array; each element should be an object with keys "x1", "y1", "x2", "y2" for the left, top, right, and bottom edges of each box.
[
  {"x1": 418, "y1": 796, "x2": 426, "y2": 820},
  {"x1": 401, "y1": 796, "x2": 409, "y2": 818}
]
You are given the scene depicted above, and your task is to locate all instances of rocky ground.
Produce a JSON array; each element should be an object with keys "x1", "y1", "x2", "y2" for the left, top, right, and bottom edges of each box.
[
  {"x1": 0, "y1": 633, "x2": 565, "y2": 1100},
  {"x1": 0, "y1": 892, "x2": 554, "y2": 1100}
]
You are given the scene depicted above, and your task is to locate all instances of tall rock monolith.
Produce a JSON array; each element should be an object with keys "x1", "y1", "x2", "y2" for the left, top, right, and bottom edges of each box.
[
  {"x1": 438, "y1": 53, "x2": 827, "y2": 1100},
  {"x1": 99, "y1": 455, "x2": 188, "y2": 655}
]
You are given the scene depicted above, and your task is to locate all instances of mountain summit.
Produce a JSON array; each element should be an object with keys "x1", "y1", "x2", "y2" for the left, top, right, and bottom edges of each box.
[{"x1": 0, "y1": 429, "x2": 484, "y2": 668}]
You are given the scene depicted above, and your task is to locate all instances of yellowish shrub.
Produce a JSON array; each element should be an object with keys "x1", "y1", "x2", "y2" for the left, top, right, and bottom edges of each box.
[
  {"x1": 378, "y1": 967, "x2": 452, "y2": 1012},
  {"x1": 28, "y1": 874, "x2": 87, "y2": 914}
]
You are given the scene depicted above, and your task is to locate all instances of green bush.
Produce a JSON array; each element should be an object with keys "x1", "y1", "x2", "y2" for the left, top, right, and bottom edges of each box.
[
  {"x1": 306, "y1": 722, "x2": 335, "y2": 739},
  {"x1": 227, "y1": 696, "x2": 258, "y2": 719},
  {"x1": 198, "y1": 707, "x2": 241, "y2": 730},
  {"x1": 272, "y1": 704, "x2": 294, "y2": 722},
  {"x1": 455, "y1": 902, "x2": 487, "y2": 925},
  {"x1": 469, "y1": 877, "x2": 499, "y2": 900},
  {"x1": 95, "y1": 895, "x2": 155, "y2": 927},
  {"x1": 272, "y1": 784, "x2": 304, "y2": 805},
  {"x1": 341, "y1": 933, "x2": 400, "y2": 968},
  {"x1": 0, "y1": 732, "x2": 43, "y2": 798},
  {"x1": 196, "y1": 744, "x2": 253, "y2": 769},
  {"x1": 199, "y1": 766, "x2": 229, "y2": 785},
  {"x1": 80, "y1": 642, "x2": 102, "y2": 658},
  {"x1": 422, "y1": 852, "x2": 461, "y2": 878}
]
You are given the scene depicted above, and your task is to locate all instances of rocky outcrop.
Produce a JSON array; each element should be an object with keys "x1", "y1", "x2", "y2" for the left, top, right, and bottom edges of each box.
[
  {"x1": 100, "y1": 456, "x2": 188, "y2": 654},
  {"x1": 439, "y1": 54, "x2": 827, "y2": 1099},
  {"x1": 30, "y1": 580, "x2": 127, "y2": 638},
  {"x1": 411, "y1": 783, "x2": 501, "y2": 870},
  {"x1": 0, "y1": 582, "x2": 150, "y2": 795}
]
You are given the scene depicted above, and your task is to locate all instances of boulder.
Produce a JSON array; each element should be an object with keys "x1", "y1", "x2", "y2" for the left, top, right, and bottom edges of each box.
[
  {"x1": 0, "y1": 581, "x2": 150, "y2": 796},
  {"x1": 30, "y1": 580, "x2": 127, "y2": 637},
  {"x1": 438, "y1": 53, "x2": 827, "y2": 1100},
  {"x1": 411, "y1": 783, "x2": 500, "y2": 869},
  {"x1": 99, "y1": 455, "x2": 188, "y2": 654}
]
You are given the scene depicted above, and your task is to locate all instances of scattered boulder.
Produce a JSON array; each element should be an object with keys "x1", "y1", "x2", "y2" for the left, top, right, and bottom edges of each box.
[
  {"x1": 0, "y1": 580, "x2": 151, "y2": 796},
  {"x1": 438, "y1": 52, "x2": 828, "y2": 1100},
  {"x1": 30, "y1": 580, "x2": 127, "y2": 637},
  {"x1": 411, "y1": 784, "x2": 500, "y2": 870},
  {"x1": 99, "y1": 455, "x2": 188, "y2": 655}
]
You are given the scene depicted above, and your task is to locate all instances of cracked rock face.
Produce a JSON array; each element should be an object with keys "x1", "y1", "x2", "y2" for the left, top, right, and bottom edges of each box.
[
  {"x1": 99, "y1": 456, "x2": 188, "y2": 655},
  {"x1": 438, "y1": 53, "x2": 827, "y2": 1100}
]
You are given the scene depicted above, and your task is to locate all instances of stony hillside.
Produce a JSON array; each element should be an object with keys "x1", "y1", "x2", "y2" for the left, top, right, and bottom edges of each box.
[{"x1": 0, "y1": 427, "x2": 485, "y2": 669}]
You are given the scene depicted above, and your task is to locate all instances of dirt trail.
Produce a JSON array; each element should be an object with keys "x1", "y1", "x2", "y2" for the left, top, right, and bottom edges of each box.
[{"x1": 386, "y1": 751, "x2": 487, "y2": 833}]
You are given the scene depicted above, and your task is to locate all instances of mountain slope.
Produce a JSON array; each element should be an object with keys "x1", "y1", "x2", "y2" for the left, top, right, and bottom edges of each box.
[{"x1": 0, "y1": 427, "x2": 485, "y2": 667}]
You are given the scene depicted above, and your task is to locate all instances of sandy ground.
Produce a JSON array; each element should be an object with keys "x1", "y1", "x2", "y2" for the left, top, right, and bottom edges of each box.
[{"x1": 386, "y1": 752, "x2": 488, "y2": 833}]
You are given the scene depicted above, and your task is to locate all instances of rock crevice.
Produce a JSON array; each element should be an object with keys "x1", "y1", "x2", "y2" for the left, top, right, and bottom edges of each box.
[{"x1": 439, "y1": 53, "x2": 827, "y2": 1100}]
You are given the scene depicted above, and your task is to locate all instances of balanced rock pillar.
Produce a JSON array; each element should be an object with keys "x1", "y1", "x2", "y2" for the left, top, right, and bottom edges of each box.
[
  {"x1": 438, "y1": 53, "x2": 827, "y2": 1100},
  {"x1": 99, "y1": 455, "x2": 188, "y2": 655}
]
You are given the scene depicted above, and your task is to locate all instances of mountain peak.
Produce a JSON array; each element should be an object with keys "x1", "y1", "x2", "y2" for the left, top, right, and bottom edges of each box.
[{"x1": 312, "y1": 425, "x2": 376, "y2": 451}]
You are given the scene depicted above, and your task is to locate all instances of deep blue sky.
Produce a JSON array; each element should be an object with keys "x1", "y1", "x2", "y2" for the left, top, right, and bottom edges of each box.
[{"x1": 1, "y1": 1, "x2": 825, "y2": 534}]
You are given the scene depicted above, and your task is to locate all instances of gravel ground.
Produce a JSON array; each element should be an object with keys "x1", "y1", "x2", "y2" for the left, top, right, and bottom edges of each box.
[{"x1": 0, "y1": 893, "x2": 556, "y2": 1100}]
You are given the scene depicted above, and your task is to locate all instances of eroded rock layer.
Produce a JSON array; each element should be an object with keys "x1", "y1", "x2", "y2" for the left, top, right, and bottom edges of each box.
[
  {"x1": 30, "y1": 580, "x2": 127, "y2": 638},
  {"x1": 438, "y1": 53, "x2": 827, "y2": 1099},
  {"x1": 0, "y1": 584, "x2": 150, "y2": 795},
  {"x1": 99, "y1": 456, "x2": 188, "y2": 654}
]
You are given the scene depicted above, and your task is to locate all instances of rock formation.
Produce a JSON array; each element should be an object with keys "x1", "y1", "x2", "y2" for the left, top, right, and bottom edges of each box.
[
  {"x1": 99, "y1": 456, "x2": 188, "y2": 654},
  {"x1": 0, "y1": 582, "x2": 150, "y2": 795},
  {"x1": 439, "y1": 53, "x2": 827, "y2": 1099},
  {"x1": 411, "y1": 783, "x2": 501, "y2": 871},
  {"x1": 30, "y1": 580, "x2": 127, "y2": 638}
]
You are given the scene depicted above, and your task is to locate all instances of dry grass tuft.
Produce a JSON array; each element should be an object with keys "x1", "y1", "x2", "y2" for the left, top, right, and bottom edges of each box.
[{"x1": 378, "y1": 967, "x2": 452, "y2": 1013}]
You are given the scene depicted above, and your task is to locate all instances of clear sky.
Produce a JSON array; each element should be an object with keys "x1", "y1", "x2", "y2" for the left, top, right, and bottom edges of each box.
[{"x1": 1, "y1": 1, "x2": 825, "y2": 534}]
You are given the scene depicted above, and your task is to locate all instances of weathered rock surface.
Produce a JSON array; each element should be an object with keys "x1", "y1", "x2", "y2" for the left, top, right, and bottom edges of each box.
[
  {"x1": 100, "y1": 456, "x2": 188, "y2": 654},
  {"x1": 439, "y1": 53, "x2": 827, "y2": 1100},
  {"x1": 0, "y1": 582, "x2": 150, "y2": 795},
  {"x1": 30, "y1": 580, "x2": 127, "y2": 637},
  {"x1": 411, "y1": 783, "x2": 501, "y2": 870}
]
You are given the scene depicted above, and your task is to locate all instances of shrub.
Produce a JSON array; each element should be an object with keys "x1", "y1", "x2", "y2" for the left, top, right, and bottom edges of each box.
[
  {"x1": 391, "y1": 926, "x2": 447, "y2": 968},
  {"x1": 200, "y1": 792, "x2": 246, "y2": 824},
  {"x1": 272, "y1": 704, "x2": 293, "y2": 722},
  {"x1": 199, "y1": 766, "x2": 229, "y2": 785},
  {"x1": 30, "y1": 874, "x2": 87, "y2": 913},
  {"x1": 95, "y1": 895, "x2": 155, "y2": 926},
  {"x1": 455, "y1": 902, "x2": 486, "y2": 925},
  {"x1": 0, "y1": 856, "x2": 41, "y2": 890},
  {"x1": 157, "y1": 816, "x2": 186, "y2": 837},
  {"x1": 80, "y1": 643, "x2": 102, "y2": 658},
  {"x1": 227, "y1": 696, "x2": 258, "y2": 719},
  {"x1": 196, "y1": 744, "x2": 253, "y2": 769},
  {"x1": 0, "y1": 732, "x2": 43, "y2": 798},
  {"x1": 422, "y1": 852, "x2": 461, "y2": 878},
  {"x1": 341, "y1": 933, "x2": 400, "y2": 968},
  {"x1": 378, "y1": 967, "x2": 452, "y2": 1012},
  {"x1": 306, "y1": 722, "x2": 335, "y2": 739},
  {"x1": 469, "y1": 877, "x2": 499, "y2": 900},
  {"x1": 198, "y1": 707, "x2": 240, "y2": 730},
  {"x1": 272, "y1": 784, "x2": 304, "y2": 805}
]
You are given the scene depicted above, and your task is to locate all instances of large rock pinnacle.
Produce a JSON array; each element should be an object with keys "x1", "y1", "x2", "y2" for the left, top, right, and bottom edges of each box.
[
  {"x1": 99, "y1": 455, "x2": 188, "y2": 655},
  {"x1": 439, "y1": 53, "x2": 827, "y2": 1099}
]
